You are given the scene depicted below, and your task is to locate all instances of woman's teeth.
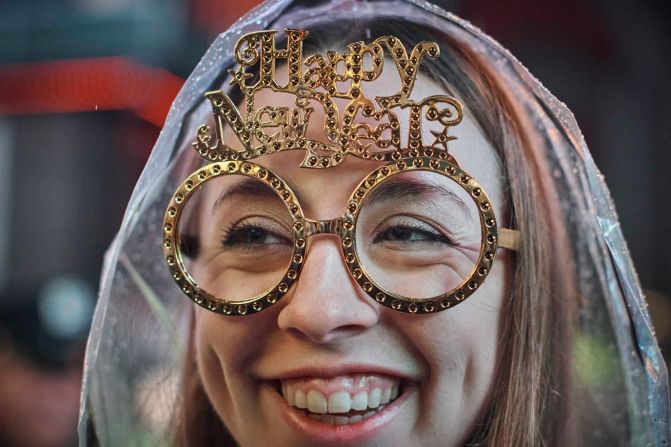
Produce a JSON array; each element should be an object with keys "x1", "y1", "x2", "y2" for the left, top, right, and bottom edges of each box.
[
  {"x1": 306, "y1": 411, "x2": 378, "y2": 425},
  {"x1": 280, "y1": 376, "x2": 401, "y2": 424}
]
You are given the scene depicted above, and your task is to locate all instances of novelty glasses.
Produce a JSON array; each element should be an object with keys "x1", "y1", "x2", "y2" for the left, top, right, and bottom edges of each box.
[{"x1": 163, "y1": 156, "x2": 518, "y2": 316}]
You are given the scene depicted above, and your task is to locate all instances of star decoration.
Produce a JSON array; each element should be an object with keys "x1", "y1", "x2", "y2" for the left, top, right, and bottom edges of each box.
[
  {"x1": 431, "y1": 127, "x2": 456, "y2": 152},
  {"x1": 228, "y1": 67, "x2": 253, "y2": 89}
]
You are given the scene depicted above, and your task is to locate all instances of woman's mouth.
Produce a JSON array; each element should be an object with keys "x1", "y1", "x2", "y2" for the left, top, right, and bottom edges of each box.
[{"x1": 278, "y1": 374, "x2": 403, "y2": 425}]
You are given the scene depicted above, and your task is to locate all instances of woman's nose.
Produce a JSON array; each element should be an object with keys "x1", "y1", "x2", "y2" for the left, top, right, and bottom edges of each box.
[{"x1": 277, "y1": 235, "x2": 380, "y2": 343}]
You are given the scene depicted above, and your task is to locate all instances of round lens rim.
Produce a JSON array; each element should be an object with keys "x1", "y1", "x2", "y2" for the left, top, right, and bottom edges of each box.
[
  {"x1": 342, "y1": 157, "x2": 500, "y2": 314},
  {"x1": 163, "y1": 161, "x2": 306, "y2": 316},
  {"x1": 164, "y1": 157, "x2": 501, "y2": 316}
]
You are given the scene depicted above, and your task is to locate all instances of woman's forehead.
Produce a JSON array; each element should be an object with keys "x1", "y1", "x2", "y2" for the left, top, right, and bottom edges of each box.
[{"x1": 200, "y1": 151, "x2": 381, "y2": 219}]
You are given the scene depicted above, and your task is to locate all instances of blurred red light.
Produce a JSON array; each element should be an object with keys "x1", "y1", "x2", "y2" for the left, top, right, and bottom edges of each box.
[{"x1": 0, "y1": 57, "x2": 184, "y2": 128}]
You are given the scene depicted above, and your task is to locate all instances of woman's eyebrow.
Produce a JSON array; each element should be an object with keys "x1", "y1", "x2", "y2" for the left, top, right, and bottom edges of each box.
[
  {"x1": 211, "y1": 178, "x2": 288, "y2": 214},
  {"x1": 364, "y1": 178, "x2": 468, "y2": 211}
]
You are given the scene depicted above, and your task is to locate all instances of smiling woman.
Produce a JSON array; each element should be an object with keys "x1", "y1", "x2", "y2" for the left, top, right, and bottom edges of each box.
[{"x1": 79, "y1": 1, "x2": 669, "y2": 446}]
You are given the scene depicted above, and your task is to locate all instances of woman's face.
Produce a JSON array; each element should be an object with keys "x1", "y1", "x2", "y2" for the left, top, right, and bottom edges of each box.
[{"x1": 190, "y1": 71, "x2": 511, "y2": 446}]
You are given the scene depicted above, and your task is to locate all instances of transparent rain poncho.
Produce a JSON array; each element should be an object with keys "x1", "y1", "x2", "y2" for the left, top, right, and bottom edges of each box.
[{"x1": 79, "y1": 0, "x2": 670, "y2": 445}]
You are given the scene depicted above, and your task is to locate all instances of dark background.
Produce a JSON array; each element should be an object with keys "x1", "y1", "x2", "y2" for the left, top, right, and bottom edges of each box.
[{"x1": 0, "y1": 0, "x2": 669, "y2": 445}]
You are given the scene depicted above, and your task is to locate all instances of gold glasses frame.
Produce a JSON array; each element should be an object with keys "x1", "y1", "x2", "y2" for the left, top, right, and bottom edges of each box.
[{"x1": 163, "y1": 156, "x2": 519, "y2": 316}]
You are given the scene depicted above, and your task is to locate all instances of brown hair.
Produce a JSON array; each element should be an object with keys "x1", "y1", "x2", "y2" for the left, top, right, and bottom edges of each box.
[
  {"x1": 453, "y1": 41, "x2": 578, "y2": 447},
  {"x1": 174, "y1": 18, "x2": 580, "y2": 447}
]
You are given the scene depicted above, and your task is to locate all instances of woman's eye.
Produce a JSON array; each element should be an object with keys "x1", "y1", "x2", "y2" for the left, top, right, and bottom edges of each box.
[
  {"x1": 222, "y1": 224, "x2": 291, "y2": 249},
  {"x1": 373, "y1": 224, "x2": 450, "y2": 245}
]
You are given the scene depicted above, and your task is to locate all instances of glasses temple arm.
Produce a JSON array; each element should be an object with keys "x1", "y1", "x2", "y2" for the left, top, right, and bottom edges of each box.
[{"x1": 498, "y1": 228, "x2": 520, "y2": 252}]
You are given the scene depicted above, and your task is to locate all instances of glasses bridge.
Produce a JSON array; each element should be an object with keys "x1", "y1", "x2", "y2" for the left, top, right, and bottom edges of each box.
[{"x1": 304, "y1": 218, "x2": 344, "y2": 237}]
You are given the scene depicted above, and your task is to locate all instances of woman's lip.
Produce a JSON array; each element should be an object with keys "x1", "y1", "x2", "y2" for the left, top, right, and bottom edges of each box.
[
  {"x1": 264, "y1": 380, "x2": 416, "y2": 445},
  {"x1": 257, "y1": 363, "x2": 416, "y2": 381}
]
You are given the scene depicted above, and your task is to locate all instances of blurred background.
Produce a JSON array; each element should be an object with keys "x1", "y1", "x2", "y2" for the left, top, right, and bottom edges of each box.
[{"x1": 0, "y1": 0, "x2": 669, "y2": 445}]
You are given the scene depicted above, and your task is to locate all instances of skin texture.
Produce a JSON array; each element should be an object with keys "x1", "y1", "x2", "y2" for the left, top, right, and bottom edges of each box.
[{"x1": 190, "y1": 72, "x2": 511, "y2": 446}]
